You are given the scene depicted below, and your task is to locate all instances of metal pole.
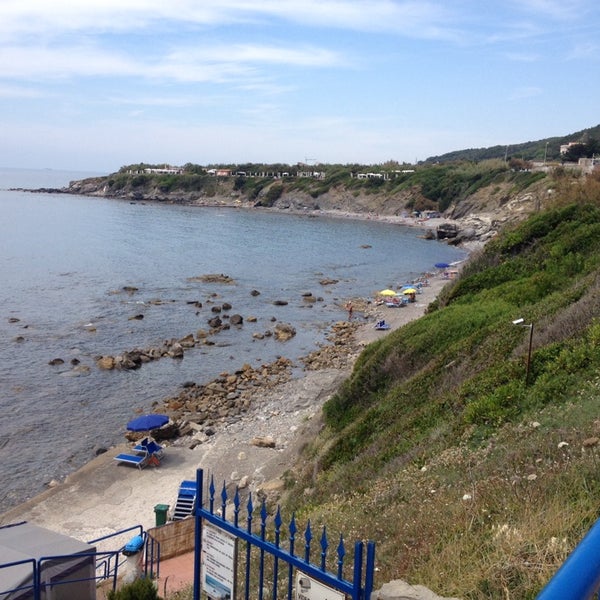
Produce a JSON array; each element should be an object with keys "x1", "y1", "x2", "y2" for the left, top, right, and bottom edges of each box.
[
  {"x1": 193, "y1": 469, "x2": 204, "y2": 600},
  {"x1": 525, "y1": 324, "x2": 534, "y2": 386}
]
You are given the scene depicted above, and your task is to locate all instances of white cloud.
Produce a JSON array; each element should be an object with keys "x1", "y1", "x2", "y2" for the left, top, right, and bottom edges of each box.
[
  {"x1": 0, "y1": 1, "x2": 461, "y2": 41},
  {"x1": 0, "y1": 0, "x2": 598, "y2": 171},
  {"x1": 244, "y1": 0, "x2": 460, "y2": 39},
  {"x1": 0, "y1": 1, "x2": 233, "y2": 39},
  {"x1": 174, "y1": 44, "x2": 342, "y2": 67},
  {"x1": 0, "y1": 41, "x2": 342, "y2": 83},
  {"x1": 0, "y1": 44, "x2": 138, "y2": 79}
]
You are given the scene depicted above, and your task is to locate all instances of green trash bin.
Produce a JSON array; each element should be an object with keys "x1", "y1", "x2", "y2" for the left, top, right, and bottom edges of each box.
[{"x1": 154, "y1": 503, "x2": 169, "y2": 526}]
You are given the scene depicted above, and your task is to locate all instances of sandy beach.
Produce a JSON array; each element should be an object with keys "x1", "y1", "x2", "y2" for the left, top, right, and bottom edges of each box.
[{"x1": 0, "y1": 271, "x2": 453, "y2": 593}]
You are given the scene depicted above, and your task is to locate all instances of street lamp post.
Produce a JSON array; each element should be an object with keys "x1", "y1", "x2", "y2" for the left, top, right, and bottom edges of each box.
[{"x1": 513, "y1": 318, "x2": 534, "y2": 385}]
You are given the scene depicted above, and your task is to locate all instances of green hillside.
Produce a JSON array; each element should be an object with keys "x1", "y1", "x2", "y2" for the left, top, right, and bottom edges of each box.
[
  {"x1": 424, "y1": 123, "x2": 600, "y2": 164},
  {"x1": 283, "y1": 173, "x2": 600, "y2": 598}
]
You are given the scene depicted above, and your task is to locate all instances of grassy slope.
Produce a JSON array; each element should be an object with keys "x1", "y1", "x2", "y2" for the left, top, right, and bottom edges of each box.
[{"x1": 283, "y1": 179, "x2": 600, "y2": 598}]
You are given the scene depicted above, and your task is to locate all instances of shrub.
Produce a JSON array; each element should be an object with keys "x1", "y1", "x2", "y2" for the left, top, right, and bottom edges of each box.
[
  {"x1": 107, "y1": 577, "x2": 162, "y2": 600},
  {"x1": 464, "y1": 379, "x2": 525, "y2": 425},
  {"x1": 130, "y1": 175, "x2": 151, "y2": 188}
]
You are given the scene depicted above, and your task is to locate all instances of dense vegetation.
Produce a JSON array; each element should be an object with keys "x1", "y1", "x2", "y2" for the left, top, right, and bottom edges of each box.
[
  {"x1": 281, "y1": 173, "x2": 600, "y2": 599},
  {"x1": 425, "y1": 123, "x2": 600, "y2": 164},
  {"x1": 92, "y1": 159, "x2": 555, "y2": 215}
]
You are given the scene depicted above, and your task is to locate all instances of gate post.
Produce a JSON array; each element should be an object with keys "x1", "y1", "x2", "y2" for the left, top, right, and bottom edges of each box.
[{"x1": 193, "y1": 468, "x2": 203, "y2": 600}]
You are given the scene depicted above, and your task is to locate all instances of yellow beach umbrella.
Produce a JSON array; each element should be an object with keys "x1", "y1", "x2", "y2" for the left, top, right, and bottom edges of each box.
[
  {"x1": 379, "y1": 289, "x2": 397, "y2": 296},
  {"x1": 403, "y1": 288, "x2": 416, "y2": 294}
]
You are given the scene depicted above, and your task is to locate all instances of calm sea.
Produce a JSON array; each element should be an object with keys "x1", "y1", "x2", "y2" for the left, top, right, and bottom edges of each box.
[{"x1": 0, "y1": 168, "x2": 467, "y2": 512}]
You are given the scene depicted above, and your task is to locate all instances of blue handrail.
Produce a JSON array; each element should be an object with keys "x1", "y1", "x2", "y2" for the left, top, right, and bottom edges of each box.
[
  {"x1": 87, "y1": 524, "x2": 144, "y2": 545},
  {"x1": 0, "y1": 558, "x2": 38, "y2": 600},
  {"x1": 537, "y1": 516, "x2": 600, "y2": 599}
]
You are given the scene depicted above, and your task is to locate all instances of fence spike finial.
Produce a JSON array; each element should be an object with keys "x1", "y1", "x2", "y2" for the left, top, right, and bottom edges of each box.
[
  {"x1": 233, "y1": 488, "x2": 241, "y2": 527},
  {"x1": 304, "y1": 520, "x2": 313, "y2": 563},
  {"x1": 337, "y1": 534, "x2": 346, "y2": 579},
  {"x1": 320, "y1": 526, "x2": 329, "y2": 570},
  {"x1": 220, "y1": 481, "x2": 228, "y2": 520}
]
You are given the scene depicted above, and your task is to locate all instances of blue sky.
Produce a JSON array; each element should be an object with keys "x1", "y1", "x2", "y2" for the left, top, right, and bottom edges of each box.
[{"x1": 1, "y1": 1, "x2": 598, "y2": 173}]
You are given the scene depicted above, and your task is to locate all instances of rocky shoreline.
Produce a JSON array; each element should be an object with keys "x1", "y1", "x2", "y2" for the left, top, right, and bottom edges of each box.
[
  {"x1": 123, "y1": 317, "x2": 364, "y2": 449},
  {"x1": 121, "y1": 275, "x2": 446, "y2": 470}
]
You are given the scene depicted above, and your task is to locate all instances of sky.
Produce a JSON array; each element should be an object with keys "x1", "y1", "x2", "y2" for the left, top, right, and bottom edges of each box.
[{"x1": 0, "y1": 1, "x2": 599, "y2": 173}]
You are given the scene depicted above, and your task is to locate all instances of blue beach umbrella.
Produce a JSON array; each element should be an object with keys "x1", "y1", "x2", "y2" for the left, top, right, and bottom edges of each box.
[
  {"x1": 435, "y1": 262, "x2": 450, "y2": 269},
  {"x1": 126, "y1": 414, "x2": 169, "y2": 432}
]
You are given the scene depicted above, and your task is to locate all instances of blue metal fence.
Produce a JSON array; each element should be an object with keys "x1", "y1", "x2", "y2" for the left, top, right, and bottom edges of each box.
[
  {"x1": 0, "y1": 558, "x2": 37, "y2": 600},
  {"x1": 88, "y1": 523, "x2": 146, "y2": 587},
  {"x1": 0, "y1": 524, "x2": 147, "y2": 599},
  {"x1": 0, "y1": 551, "x2": 118, "y2": 600},
  {"x1": 192, "y1": 468, "x2": 375, "y2": 600}
]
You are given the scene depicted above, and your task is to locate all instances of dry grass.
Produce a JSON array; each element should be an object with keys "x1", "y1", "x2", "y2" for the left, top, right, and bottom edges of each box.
[{"x1": 284, "y1": 373, "x2": 600, "y2": 599}]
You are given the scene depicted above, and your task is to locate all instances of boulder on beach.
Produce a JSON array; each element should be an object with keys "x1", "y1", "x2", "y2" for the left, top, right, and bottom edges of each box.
[
  {"x1": 251, "y1": 436, "x2": 276, "y2": 448},
  {"x1": 97, "y1": 356, "x2": 116, "y2": 370},
  {"x1": 208, "y1": 316, "x2": 222, "y2": 329},
  {"x1": 168, "y1": 343, "x2": 184, "y2": 358},
  {"x1": 274, "y1": 323, "x2": 296, "y2": 341},
  {"x1": 187, "y1": 273, "x2": 235, "y2": 284},
  {"x1": 178, "y1": 334, "x2": 195, "y2": 348}
]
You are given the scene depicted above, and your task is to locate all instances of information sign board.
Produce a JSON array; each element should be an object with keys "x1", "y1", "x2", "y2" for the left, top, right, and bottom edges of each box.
[
  {"x1": 295, "y1": 571, "x2": 345, "y2": 600},
  {"x1": 201, "y1": 524, "x2": 237, "y2": 600}
]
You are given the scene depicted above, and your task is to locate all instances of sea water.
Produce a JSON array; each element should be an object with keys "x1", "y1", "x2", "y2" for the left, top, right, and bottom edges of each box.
[{"x1": 0, "y1": 168, "x2": 467, "y2": 512}]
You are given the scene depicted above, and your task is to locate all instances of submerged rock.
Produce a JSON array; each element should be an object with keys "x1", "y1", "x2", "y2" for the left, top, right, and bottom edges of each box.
[{"x1": 274, "y1": 323, "x2": 296, "y2": 341}]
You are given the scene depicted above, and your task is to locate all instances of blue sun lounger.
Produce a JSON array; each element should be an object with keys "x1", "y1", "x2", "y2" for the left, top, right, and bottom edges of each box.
[
  {"x1": 114, "y1": 452, "x2": 148, "y2": 469},
  {"x1": 133, "y1": 439, "x2": 164, "y2": 459}
]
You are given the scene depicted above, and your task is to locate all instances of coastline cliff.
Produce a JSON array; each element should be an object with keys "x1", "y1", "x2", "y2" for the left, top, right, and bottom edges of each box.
[{"x1": 56, "y1": 161, "x2": 557, "y2": 249}]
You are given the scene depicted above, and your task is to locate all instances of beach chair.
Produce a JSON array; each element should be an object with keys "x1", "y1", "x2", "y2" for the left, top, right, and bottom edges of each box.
[
  {"x1": 114, "y1": 452, "x2": 148, "y2": 469},
  {"x1": 172, "y1": 480, "x2": 197, "y2": 521},
  {"x1": 133, "y1": 439, "x2": 164, "y2": 459}
]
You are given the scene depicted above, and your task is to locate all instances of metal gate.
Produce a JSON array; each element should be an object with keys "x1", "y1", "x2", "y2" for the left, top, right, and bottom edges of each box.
[{"x1": 192, "y1": 468, "x2": 375, "y2": 600}]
